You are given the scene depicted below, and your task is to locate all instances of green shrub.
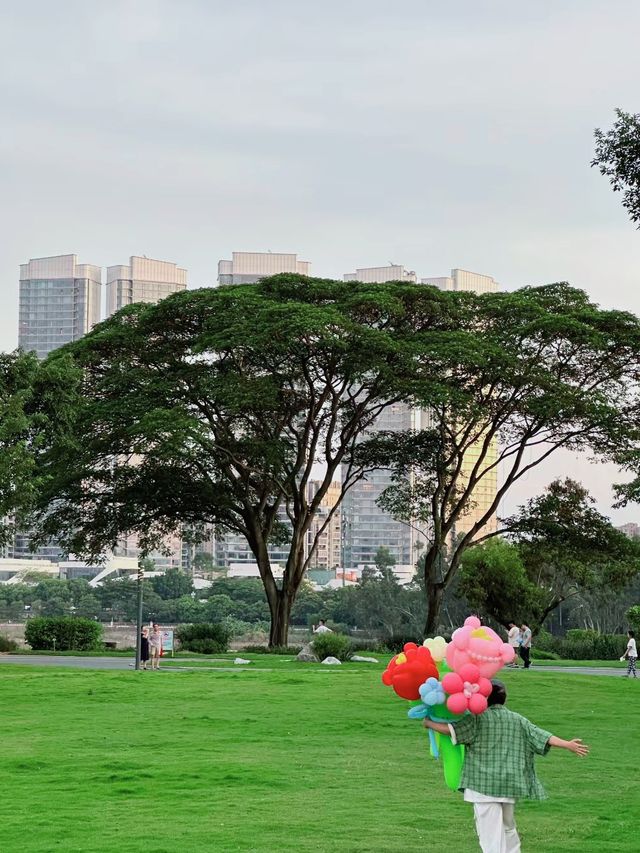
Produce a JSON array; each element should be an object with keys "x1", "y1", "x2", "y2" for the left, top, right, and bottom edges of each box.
[
  {"x1": 0, "y1": 633, "x2": 19, "y2": 652},
  {"x1": 533, "y1": 629, "x2": 554, "y2": 652},
  {"x1": 551, "y1": 631, "x2": 627, "y2": 660},
  {"x1": 627, "y1": 605, "x2": 640, "y2": 633},
  {"x1": 220, "y1": 617, "x2": 270, "y2": 638},
  {"x1": 348, "y1": 639, "x2": 381, "y2": 654},
  {"x1": 175, "y1": 622, "x2": 230, "y2": 654},
  {"x1": 24, "y1": 617, "x2": 103, "y2": 651},
  {"x1": 312, "y1": 632, "x2": 352, "y2": 662},
  {"x1": 384, "y1": 634, "x2": 422, "y2": 653},
  {"x1": 530, "y1": 649, "x2": 560, "y2": 660},
  {"x1": 241, "y1": 644, "x2": 302, "y2": 655}
]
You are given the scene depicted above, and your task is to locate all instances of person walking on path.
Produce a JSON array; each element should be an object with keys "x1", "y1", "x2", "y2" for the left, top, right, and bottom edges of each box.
[
  {"x1": 507, "y1": 624, "x2": 521, "y2": 668},
  {"x1": 519, "y1": 623, "x2": 532, "y2": 669},
  {"x1": 423, "y1": 680, "x2": 589, "y2": 853},
  {"x1": 622, "y1": 630, "x2": 637, "y2": 678},
  {"x1": 312, "y1": 619, "x2": 333, "y2": 634},
  {"x1": 140, "y1": 626, "x2": 150, "y2": 671},
  {"x1": 149, "y1": 623, "x2": 163, "y2": 670}
]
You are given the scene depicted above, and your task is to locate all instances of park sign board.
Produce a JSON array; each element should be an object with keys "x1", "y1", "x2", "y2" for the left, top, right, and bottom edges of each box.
[{"x1": 161, "y1": 630, "x2": 174, "y2": 654}]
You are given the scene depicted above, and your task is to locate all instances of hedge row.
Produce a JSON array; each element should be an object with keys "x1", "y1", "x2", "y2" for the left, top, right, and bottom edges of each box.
[{"x1": 24, "y1": 617, "x2": 103, "y2": 651}]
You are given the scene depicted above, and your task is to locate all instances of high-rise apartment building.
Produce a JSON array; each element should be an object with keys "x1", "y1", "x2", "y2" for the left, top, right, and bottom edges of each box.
[
  {"x1": 104, "y1": 256, "x2": 187, "y2": 568},
  {"x1": 344, "y1": 264, "x2": 417, "y2": 283},
  {"x1": 19, "y1": 255, "x2": 101, "y2": 359},
  {"x1": 340, "y1": 262, "x2": 424, "y2": 569},
  {"x1": 423, "y1": 269, "x2": 500, "y2": 539},
  {"x1": 214, "y1": 506, "x2": 292, "y2": 570},
  {"x1": 306, "y1": 481, "x2": 342, "y2": 570},
  {"x1": 340, "y1": 265, "x2": 500, "y2": 568},
  {"x1": 618, "y1": 522, "x2": 640, "y2": 540},
  {"x1": 422, "y1": 268, "x2": 499, "y2": 294},
  {"x1": 218, "y1": 252, "x2": 310, "y2": 285},
  {"x1": 106, "y1": 256, "x2": 187, "y2": 317},
  {"x1": 342, "y1": 405, "x2": 430, "y2": 568},
  {"x1": 13, "y1": 255, "x2": 101, "y2": 560}
]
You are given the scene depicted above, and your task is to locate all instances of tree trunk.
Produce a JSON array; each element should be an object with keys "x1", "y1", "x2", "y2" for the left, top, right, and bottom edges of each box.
[
  {"x1": 424, "y1": 583, "x2": 445, "y2": 637},
  {"x1": 268, "y1": 589, "x2": 292, "y2": 647}
]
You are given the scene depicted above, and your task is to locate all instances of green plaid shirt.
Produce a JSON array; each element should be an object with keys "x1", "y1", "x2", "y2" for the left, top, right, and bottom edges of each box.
[{"x1": 450, "y1": 705, "x2": 552, "y2": 800}]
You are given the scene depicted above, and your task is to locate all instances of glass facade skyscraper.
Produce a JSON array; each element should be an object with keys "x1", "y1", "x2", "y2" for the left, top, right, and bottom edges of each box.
[
  {"x1": 106, "y1": 256, "x2": 187, "y2": 317},
  {"x1": 19, "y1": 255, "x2": 101, "y2": 359},
  {"x1": 340, "y1": 266, "x2": 500, "y2": 569},
  {"x1": 13, "y1": 255, "x2": 101, "y2": 561}
]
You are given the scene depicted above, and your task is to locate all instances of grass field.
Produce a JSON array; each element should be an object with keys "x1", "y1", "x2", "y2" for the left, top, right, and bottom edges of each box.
[{"x1": 1, "y1": 660, "x2": 638, "y2": 853}]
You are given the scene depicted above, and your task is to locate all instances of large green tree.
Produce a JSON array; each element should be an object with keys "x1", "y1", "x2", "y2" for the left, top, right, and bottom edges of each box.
[
  {"x1": 26, "y1": 275, "x2": 449, "y2": 646},
  {"x1": 593, "y1": 109, "x2": 640, "y2": 226},
  {"x1": 0, "y1": 350, "x2": 76, "y2": 549},
  {"x1": 366, "y1": 284, "x2": 640, "y2": 634},
  {"x1": 460, "y1": 480, "x2": 640, "y2": 633}
]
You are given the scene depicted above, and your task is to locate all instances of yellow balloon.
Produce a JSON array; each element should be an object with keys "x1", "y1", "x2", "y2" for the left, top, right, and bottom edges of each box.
[{"x1": 395, "y1": 653, "x2": 407, "y2": 665}]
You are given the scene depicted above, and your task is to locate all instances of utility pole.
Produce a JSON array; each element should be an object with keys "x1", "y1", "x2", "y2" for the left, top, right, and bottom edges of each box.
[{"x1": 135, "y1": 559, "x2": 144, "y2": 671}]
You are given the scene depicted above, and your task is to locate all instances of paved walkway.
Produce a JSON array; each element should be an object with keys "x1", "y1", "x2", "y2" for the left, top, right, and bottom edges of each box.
[
  {"x1": 530, "y1": 665, "x2": 629, "y2": 678},
  {"x1": 0, "y1": 655, "x2": 264, "y2": 671},
  {"x1": 0, "y1": 655, "x2": 635, "y2": 677}
]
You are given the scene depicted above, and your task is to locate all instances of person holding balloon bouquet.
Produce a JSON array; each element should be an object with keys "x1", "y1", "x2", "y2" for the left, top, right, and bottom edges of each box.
[
  {"x1": 423, "y1": 679, "x2": 589, "y2": 852},
  {"x1": 382, "y1": 617, "x2": 590, "y2": 853}
]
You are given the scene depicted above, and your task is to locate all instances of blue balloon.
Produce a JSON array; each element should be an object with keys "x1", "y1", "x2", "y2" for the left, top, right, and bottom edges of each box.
[{"x1": 419, "y1": 676, "x2": 446, "y2": 708}]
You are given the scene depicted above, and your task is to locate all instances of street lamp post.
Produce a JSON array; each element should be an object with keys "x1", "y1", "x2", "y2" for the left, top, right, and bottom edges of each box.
[{"x1": 135, "y1": 560, "x2": 144, "y2": 671}]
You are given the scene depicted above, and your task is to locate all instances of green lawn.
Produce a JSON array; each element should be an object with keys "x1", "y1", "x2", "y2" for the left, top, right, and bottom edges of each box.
[{"x1": 1, "y1": 661, "x2": 638, "y2": 853}]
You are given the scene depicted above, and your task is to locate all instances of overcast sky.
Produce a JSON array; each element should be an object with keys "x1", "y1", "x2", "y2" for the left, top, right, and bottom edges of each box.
[{"x1": 2, "y1": 0, "x2": 640, "y2": 521}]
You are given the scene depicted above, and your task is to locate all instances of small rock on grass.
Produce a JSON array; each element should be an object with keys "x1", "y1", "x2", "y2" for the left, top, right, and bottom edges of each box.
[
  {"x1": 351, "y1": 655, "x2": 379, "y2": 663},
  {"x1": 321, "y1": 656, "x2": 342, "y2": 665},
  {"x1": 296, "y1": 645, "x2": 318, "y2": 662}
]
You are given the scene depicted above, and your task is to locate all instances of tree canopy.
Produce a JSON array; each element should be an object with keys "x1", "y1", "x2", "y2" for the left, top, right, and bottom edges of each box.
[
  {"x1": 593, "y1": 108, "x2": 640, "y2": 227},
  {"x1": 460, "y1": 479, "x2": 640, "y2": 632},
  {"x1": 367, "y1": 284, "x2": 640, "y2": 633},
  {"x1": 25, "y1": 275, "x2": 451, "y2": 645},
  {"x1": 0, "y1": 350, "x2": 76, "y2": 549}
]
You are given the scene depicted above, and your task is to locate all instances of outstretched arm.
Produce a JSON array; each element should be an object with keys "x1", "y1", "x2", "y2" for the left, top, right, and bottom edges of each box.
[{"x1": 548, "y1": 736, "x2": 589, "y2": 756}]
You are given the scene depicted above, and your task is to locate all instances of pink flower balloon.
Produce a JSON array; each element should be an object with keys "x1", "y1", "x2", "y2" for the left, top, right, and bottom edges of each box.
[{"x1": 446, "y1": 616, "x2": 515, "y2": 678}]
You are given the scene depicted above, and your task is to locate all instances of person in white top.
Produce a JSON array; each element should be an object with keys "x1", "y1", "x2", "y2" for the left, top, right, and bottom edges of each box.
[
  {"x1": 507, "y1": 623, "x2": 521, "y2": 668},
  {"x1": 520, "y1": 623, "x2": 532, "y2": 669},
  {"x1": 623, "y1": 630, "x2": 637, "y2": 678},
  {"x1": 313, "y1": 619, "x2": 333, "y2": 634}
]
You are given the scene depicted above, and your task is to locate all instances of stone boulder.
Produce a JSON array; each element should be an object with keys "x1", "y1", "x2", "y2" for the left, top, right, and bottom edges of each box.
[
  {"x1": 321, "y1": 656, "x2": 342, "y2": 665},
  {"x1": 296, "y1": 644, "x2": 318, "y2": 663},
  {"x1": 351, "y1": 655, "x2": 379, "y2": 663}
]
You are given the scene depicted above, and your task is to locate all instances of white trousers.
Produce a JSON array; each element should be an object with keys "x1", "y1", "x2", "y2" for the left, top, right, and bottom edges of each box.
[{"x1": 473, "y1": 802, "x2": 521, "y2": 853}]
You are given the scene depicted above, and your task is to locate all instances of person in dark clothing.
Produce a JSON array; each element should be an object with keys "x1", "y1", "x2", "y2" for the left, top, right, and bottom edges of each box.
[{"x1": 140, "y1": 626, "x2": 150, "y2": 670}]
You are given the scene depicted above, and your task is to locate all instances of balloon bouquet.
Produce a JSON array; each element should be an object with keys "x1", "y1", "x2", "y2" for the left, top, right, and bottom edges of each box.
[{"x1": 381, "y1": 616, "x2": 515, "y2": 790}]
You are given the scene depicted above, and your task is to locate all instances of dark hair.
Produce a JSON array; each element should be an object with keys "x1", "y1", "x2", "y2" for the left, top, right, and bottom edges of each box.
[
  {"x1": 629, "y1": 630, "x2": 635, "y2": 638},
  {"x1": 488, "y1": 679, "x2": 507, "y2": 706}
]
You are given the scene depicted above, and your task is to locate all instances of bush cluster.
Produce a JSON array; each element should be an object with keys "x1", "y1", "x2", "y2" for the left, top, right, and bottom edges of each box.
[
  {"x1": 0, "y1": 633, "x2": 19, "y2": 652},
  {"x1": 175, "y1": 622, "x2": 230, "y2": 654},
  {"x1": 555, "y1": 629, "x2": 627, "y2": 660},
  {"x1": 241, "y1": 644, "x2": 302, "y2": 655},
  {"x1": 530, "y1": 649, "x2": 560, "y2": 660},
  {"x1": 312, "y1": 632, "x2": 352, "y2": 661},
  {"x1": 627, "y1": 605, "x2": 640, "y2": 633},
  {"x1": 383, "y1": 634, "x2": 422, "y2": 653},
  {"x1": 24, "y1": 617, "x2": 103, "y2": 651},
  {"x1": 534, "y1": 628, "x2": 627, "y2": 660}
]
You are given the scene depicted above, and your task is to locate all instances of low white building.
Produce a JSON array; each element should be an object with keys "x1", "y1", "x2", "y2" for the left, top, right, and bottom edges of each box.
[
  {"x1": 227, "y1": 562, "x2": 285, "y2": 580},
  {"x1": 0, "y1": 558, "x2": 60, "y2": 584}
]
